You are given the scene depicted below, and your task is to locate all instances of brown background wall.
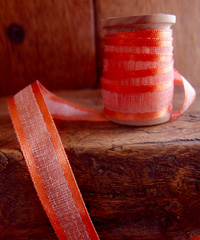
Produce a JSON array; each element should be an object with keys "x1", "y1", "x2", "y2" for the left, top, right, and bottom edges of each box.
[
  {"x1": 0, "y1": 0, "x2": 199, "y2": 96},
  {"x1": 0, "y1": 0, "x2": 97, "y2": 95}
]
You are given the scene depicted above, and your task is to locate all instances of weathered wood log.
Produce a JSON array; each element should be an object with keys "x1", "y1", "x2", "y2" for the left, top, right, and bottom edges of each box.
[{"x1": 0, "y1": 85, "x2": 200, "y2": 239}]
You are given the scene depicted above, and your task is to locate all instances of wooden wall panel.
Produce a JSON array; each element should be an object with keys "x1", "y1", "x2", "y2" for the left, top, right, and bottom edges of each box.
[
  {"x1": 0, "y1": 0, "x2": 96, "y2": 96},
  {"x1": 95, "y1": 0, "x2": 200, "y2": 84}
]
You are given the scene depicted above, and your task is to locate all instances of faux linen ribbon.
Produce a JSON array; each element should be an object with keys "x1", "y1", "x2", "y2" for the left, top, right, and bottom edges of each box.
[
  {"x1": 101, "y1": 29, "x2": 196, "y2": 123},
  {"x1": 8, "y1": 30, "x2": 197, "y2": 240}
]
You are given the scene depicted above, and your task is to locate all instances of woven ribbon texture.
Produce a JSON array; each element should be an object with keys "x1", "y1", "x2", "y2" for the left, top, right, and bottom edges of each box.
[
  {"x1": 101, "y1": 30, "x2": 195, "y2": 122},
  {"x1": 8, "y1": 29, "x2": 197, "y2": 240}
]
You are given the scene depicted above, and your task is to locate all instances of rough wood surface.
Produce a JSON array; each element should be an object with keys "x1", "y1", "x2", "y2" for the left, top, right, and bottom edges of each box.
[
  {"x1": 0, "y1": 85, "x2": 200, "y2": 240},
  {"x1": 0, "y1": 0, "x2": 96, "y2": 96},
  {"x1": 94, "y1": 0, "x2": 200, "y2": 85}
]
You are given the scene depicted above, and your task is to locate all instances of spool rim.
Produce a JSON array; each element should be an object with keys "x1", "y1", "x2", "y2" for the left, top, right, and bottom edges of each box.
[{"x1": 102, "y1": 13, "x2": 176, "y2": 29}]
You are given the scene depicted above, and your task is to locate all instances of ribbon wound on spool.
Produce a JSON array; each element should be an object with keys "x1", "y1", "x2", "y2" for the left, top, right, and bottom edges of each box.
[{"x1": 101, "y1": 29, "x2": 195, "y2": 122}]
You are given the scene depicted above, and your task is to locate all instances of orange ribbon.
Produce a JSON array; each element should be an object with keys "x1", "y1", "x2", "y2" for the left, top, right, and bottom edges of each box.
[
  {"x1": 8, "y1": 82, "x2": 102, "y2": 240},
  {"x1": 101, "y1": 79, "x2": 173, "y2": 94},
  {"x1": 8, "y1": 29, "x2": 197, "y2": 240},
  {"x1": 104, "y1": 51, "x2": 173, "y2": 62},
  {"x1": 103, "y1": 65, "x2": 173, "y2": 79},
  {"x1": 101, "y1": 29, "x2": 196, "y2": 122}
]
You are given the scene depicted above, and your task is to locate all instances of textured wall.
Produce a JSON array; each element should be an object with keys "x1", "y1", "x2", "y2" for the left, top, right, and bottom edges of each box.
[{"x1": 0, "y1": 0, "x2": 96, "y2": 95}]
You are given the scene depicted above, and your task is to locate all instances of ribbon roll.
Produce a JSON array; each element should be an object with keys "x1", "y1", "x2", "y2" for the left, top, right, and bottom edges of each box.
[
  {"x1": 101, "y1": 29, "x2": 196, "y2": 125},
  {"x1": 8, "y1": 30, "x2": 196, "y2": 239}
]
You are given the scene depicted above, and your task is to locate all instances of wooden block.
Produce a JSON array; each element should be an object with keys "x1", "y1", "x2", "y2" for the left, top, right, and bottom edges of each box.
[
  {"x1": 0, "y1": 0, "x2": 97, "y2": 96},
  {"x1": 95, "y1": 0, "x2": 200, "y2": 85},
  {"x1": 0, "y1": 85, "x2": 200, "y2": 239}
]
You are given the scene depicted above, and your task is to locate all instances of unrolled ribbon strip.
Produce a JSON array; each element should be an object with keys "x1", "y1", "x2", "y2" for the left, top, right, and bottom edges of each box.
[
  {"x1": 8, "y1": 82, "x2": 102, "y2": 240},
  {"x1": 8, "y1": 29, "x2": 197, "y2": 240}
]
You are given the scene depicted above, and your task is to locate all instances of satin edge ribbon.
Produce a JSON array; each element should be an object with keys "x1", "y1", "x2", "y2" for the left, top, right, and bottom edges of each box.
[
  {"x1": 103, "y1": 52, "x2": 173, "y2": 62},
  {"x1": 35, "y1": 82, "x2": 100, "y2": 239},
  {"x1": 8, "y1": 82, "x2": 100, "y2": 240},
  {"x1": 104, "y1": 105, "x2": 172, "y2": 121},
  {"x1": 37, "y1": 81, "x2": 107, "y2": 122},
  {"x1": 8, "y1": 97, "x2": 67, "y2": 239},
  {"x1": 101, "y1": 80, "x2": 173, "y2": 94},
  {"x1": 105, "y1": 38, "x2": 172, "y2": 47},
  {"x1": 37, "y1": 81, "x2": 105, "y2": 115},
  {"x1": 103, "y1": 65, "x2": 173, "y2": 79},
  {"x1": 32, "y1": 82, "x2": 100, "y2": 239}
]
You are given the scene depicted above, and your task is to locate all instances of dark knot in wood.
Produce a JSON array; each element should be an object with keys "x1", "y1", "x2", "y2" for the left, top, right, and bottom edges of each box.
[{"x1": 7, "y1": 24, "x2": 25, "y2": 44}]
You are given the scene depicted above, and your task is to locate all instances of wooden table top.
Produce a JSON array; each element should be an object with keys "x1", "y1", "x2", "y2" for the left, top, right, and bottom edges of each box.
[{"x1": 0, "y1": 85, "x2": 199, "y2": 150}]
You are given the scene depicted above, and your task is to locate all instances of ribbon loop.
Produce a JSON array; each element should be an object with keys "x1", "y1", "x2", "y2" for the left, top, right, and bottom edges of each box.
[{"x1": 171, "y1": 69, "x2": 196, "y2": 120}]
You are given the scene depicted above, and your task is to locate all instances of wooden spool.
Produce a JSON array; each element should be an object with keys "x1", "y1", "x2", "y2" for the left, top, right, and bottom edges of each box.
[{"x1": 102, "y1": 14, "x2": 176, "y2": 126}]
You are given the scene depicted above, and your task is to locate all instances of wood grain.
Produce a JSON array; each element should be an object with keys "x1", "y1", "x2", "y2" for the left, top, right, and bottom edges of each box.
[
  {"x1": 94, "y1": 0, "x2": 200, "y2": 85},
  {"x1": 0, "y1": 0, "x2": 96, "y2": 96},
  {"x1": 0, "y1": 85, "x2": 200, "y2": 239}
]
